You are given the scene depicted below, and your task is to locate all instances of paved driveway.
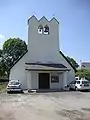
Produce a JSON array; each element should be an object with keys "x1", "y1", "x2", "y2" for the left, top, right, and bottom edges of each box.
[{"x1": 0, "y1": 91, "x2": 90, "y2": 120}]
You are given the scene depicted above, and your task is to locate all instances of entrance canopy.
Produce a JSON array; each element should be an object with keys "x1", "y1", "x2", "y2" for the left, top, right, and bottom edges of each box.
[{"x1": 25, "y1": 62, "x2": 70, "y2": 71}]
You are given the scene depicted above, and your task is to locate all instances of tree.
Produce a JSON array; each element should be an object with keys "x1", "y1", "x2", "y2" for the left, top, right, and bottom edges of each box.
[
  {"x1": 76, "y1": 69, "x2": 90, "y2": 80},
  {"x1": 3, "y1": 38, "x2": 27, "y2": 63},
  {"x1": 0, "y1": 38, "x2": 27, "y2": 77},
  {"x1": 0, "y1": 49, "x2": 3, "y2": 57},
  {"x1": 66, "y1": 56, "x2": 79, "y2": 68},
  {"x1": 0, "y1": 49, "x2": 6, "y2": 77}
]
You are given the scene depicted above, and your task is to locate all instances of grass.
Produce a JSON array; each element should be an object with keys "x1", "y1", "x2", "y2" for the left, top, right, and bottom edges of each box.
[{"x1": 0, "y1": 83, "x2": 7, "y2": 92}]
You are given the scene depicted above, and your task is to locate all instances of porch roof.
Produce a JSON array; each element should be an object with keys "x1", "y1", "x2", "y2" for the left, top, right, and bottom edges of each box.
[{"x1": 25, "y1": 63, "x2": 70, "y2": 71}]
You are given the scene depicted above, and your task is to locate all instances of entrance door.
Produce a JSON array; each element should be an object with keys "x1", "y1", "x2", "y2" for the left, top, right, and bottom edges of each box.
[{"x1": 39, "y1": 73, "x2": 50, "y2": 89}]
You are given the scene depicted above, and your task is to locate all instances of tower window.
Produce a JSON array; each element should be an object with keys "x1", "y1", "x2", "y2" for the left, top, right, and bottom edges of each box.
[
  {"x1": 38, "y1": 25, "x2": 43, "y2": 34},
  {"x1": 44, "y1": 25, "x2": 49, "y2": 34}
]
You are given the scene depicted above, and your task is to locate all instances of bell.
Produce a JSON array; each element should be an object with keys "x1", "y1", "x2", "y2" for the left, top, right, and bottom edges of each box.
[{"x1": 44, "y1": 27, "x2": 49, "y2": 32}]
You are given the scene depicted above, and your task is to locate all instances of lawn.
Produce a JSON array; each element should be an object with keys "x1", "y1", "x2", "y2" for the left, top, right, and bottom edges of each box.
[{"x1": 0, "y1": 83, "x2": 7, "y2": 92}]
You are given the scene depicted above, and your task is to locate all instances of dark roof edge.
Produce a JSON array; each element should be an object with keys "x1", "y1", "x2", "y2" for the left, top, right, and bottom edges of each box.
[
  {"x1": 28, "y1": 15, "x2": 59, "y2": 25},
  {"x1": 10, "y1": 50, "x2": 28, "y2": 70},
  {"x1": 59, "y1": 51, "x2": 77, "y2": 72},
  {"x1": 25, "y1": 69, "x2": 70, "y2": 71}
]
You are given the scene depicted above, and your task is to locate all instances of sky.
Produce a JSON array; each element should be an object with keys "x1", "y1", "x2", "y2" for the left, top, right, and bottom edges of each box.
[{"x1": 0, "y1": 0, "x2": 90, "y2": 64}]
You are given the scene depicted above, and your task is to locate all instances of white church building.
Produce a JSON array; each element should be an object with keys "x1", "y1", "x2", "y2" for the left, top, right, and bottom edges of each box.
[{"x1": 9, "y1": 15, "x2": 76, "y2": 90}]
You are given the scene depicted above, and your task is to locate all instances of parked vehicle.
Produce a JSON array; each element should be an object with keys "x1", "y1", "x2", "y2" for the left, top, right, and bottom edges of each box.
[
  {"x1": 75, "y1": 76, "x2": 79, "y2": 80},
  {"x1": 69, "y1": 78, "x2": 90, "y2": 91},
  {"x1": 68, "y1": 80, "x2": 76, "y2": 90},
  {"x1": 7, "y1": 80, "x2": 23, "y2": 93}
]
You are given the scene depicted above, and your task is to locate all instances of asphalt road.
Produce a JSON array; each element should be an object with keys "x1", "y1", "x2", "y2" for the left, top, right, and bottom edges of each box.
[{"x1": 0, "y1": 91, "x2": 90, "y2": 120}]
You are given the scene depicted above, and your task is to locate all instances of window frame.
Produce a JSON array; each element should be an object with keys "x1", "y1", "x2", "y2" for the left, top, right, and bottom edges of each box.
[{"x1": 76, "y1": 81, "x2": 80, "y2": 84}]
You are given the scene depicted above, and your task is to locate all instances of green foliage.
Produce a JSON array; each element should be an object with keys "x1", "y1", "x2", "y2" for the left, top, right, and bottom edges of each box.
[
  {"x1": 76, "y1": 69, "x2": 90, "y2": 80},
  {"x1": 0, "y1": 49, "x2": 3, "y2": 57},
  {"x1": 0, "y1": 38, "x2": 27, "y2": 77},
  {"x1": 3, "y1": 38, "x2": 27, "y2": 64},
  {"x1": 66, "y1": 56, "x2": 79, "y2": 68},
  {"x1": 0, "y1": 83, "x2": 7, "y2": 91}
]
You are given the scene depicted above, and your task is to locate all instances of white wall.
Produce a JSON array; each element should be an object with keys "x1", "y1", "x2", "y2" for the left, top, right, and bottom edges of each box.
[
  {"x1": 31, "y1": 72, "x2": 38, "y2": 89},
  {"x1": 9, "y1": 16, "x2": 75, "y2": 90},
  {"x1": 27, "y1": 16, "x2": 59, "y2": 63},
  {"x1": 26, "y1": 71, "x2": 31, "y2": 89},
  {"x1": 27, "y1": 16, "x2": 75, "y2": 83},
  {"x1": 9, "y1": 53, "x2": 27, "y2": 89},
  {"x1": 59, "y1": 73, "x2": 64, "y2": 89}
]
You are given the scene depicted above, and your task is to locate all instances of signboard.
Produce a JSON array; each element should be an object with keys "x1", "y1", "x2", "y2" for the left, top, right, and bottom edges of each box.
[{"x1": 51, "y1": 76, "x2": 59, "y2": 83}]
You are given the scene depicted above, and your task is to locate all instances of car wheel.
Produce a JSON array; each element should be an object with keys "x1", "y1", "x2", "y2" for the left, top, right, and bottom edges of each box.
[
  {"x1": 69, "y1": 87, "x2": 71, "y2": 91},
  {"x1": 69, "y1": 88, "x2": 73, "y2": 91},
  {"x1": 7, "y1": 91, "x2": 10, "y2": 94},
  {"x1": 21, "y1": 90, "x2": 23, "y2": 93}
]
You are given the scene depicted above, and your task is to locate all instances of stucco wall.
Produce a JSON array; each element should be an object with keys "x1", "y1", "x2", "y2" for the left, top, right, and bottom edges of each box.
[
  {"x1": 27, "y1": 16, "x2": 75, "y2": 83},
  {"x1": 26, "y1": 71, "x2": 31, "y2": 89},
  {"x1": 9, "y1": 53, "x2": 27, "y2": 89},
  {"x1": 31, "y1": 72, "x2": 38, "y2": 89},
  {"x1": 9, "y1": 16, "x2": 75, "y2": 90},
  {"x1": 27, "y1": 16, "x2": 59, "y2": 63}
]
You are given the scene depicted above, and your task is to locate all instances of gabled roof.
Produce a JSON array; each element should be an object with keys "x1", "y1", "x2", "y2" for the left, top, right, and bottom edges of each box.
[
  {"x1": 10, "y1": 50, "x2": 28, "y2": 70},
  {"x1": 59, "y1": 51, "x2": 77, "y2": 72},
  {"x1": 10, "y1": 50, "x2": 76, "y2": 72}
]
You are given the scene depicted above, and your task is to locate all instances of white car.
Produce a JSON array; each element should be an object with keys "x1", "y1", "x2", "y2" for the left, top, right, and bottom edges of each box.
[
  {"x1": 69, "y1": 78, "x2": 90, "y2": 91},
  {"x1": 7, "y1": 80, "x2": 23, "y2": 93}
]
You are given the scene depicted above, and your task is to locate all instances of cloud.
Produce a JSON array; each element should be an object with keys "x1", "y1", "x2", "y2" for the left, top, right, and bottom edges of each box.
[
  {"x1": 0, "y1": 34, "x2": 5, "y2": 40},
  {"x1": 0, "y1": 34, "x2": 5, "y2": 49}
]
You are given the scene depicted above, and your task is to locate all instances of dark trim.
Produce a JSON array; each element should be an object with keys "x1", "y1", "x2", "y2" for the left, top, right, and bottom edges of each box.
[
  {"x1": 10, "y1": 50, "x2": 28, "y2": 70},
  {"x1": 59, "y1": 51, "x2": 77, "y2": 72},
  {"x1": 25, "y1": 69, "x2": 70, "y2": 71},
  {"x1": 39, "y1": 16, "x2": 49, "y2": 23},
  {"x1": 28, "y1": 15, "x2": 59, "y2": 25},
  {"x1": 50, "y1": 17, "x2": 59, "y2": 24},
  {"x1": 28, "y1": 15, "x2": 38, "y2": 25},
  {"x1": 25, "y1": 63, "x2": 67, "y2": 68}
]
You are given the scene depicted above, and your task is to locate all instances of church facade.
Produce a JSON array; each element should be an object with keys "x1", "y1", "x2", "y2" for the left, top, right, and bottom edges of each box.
[{"x1": 9, "y1": 16, "x2": 76, "y2": 90}]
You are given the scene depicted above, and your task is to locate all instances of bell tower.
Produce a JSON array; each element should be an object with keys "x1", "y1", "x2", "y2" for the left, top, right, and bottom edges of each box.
[{"x1": 27, "y1": 15, "x2": 59, "y2": 62}]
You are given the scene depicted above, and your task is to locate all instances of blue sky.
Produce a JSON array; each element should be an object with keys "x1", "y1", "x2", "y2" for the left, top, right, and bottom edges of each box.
[{"x1": 0, "y1": 0, "x2": 90, "y2": 64}]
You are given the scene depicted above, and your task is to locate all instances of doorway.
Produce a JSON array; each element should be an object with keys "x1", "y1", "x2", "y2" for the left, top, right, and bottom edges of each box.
[{"x1": 39, "y1": 73, "x2": 50, "y2": 89}]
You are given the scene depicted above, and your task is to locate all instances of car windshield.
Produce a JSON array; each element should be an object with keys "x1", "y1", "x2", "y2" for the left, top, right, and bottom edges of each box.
[
  {"x1": 9, "y1": 81, "x2": 19, "y2": 85},
  {"x1": 70, "y1": 81, "x2": 76, "y2": 84},
  {"x1": 76, "y1": 81, "x2": 80, "y2": 84},
  {"x1": 82, "y1": 81, "x2": 90, "y2": 84}
]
